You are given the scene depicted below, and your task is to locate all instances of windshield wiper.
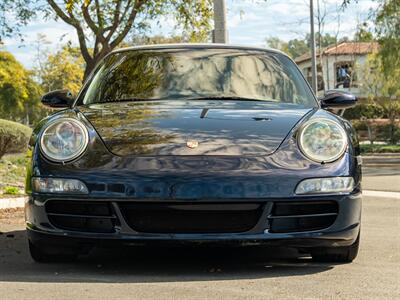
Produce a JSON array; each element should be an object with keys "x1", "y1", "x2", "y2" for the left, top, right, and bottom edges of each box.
[{"x1": 183, "y1": 96, "x2": 278, "y2": 102}]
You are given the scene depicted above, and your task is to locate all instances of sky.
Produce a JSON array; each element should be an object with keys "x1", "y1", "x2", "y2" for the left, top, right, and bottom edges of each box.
[{"x1": 2, "y1": 0, "x2": 378, "y2": 69}]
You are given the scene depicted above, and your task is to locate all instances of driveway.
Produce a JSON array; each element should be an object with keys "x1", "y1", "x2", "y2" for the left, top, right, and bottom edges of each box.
[
  {"x1": 0, "y1": 195, "x2": 399, "y2": 299},
  {"x1": 362, "y1": 165, "x2": 400, "y2": 192}
]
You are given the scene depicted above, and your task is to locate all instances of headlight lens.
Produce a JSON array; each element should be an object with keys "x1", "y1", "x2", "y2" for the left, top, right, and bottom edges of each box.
[
  {"x1": 40, "y1": 118, "x2": 88, "y2": 162},
  {"x1": 32, "y1": 178, "x2": 89, "y2": 194},
  {"x1": 295, "y1": 177, "x2": 355, "y2": 194},
  {"x1": 298, "y1": 118, "x2": 347, "y2": 162}
]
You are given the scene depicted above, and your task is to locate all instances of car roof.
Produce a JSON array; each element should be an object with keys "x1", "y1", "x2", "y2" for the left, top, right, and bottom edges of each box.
[{"x1": 110, "y1": 43, "x2": 288, "y2": 57}]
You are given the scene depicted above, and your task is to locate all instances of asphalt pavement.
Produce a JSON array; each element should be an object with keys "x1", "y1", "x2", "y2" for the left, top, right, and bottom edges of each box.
[
  {"x1": 362, "y1": 165, "x2": 400, "y2": 192},
  {"x1": 0, "y1": 194, "x2": 399, "y2": 300},
  {"x1": 0, "y1": 163, "x2": 399, "y2": 299}
]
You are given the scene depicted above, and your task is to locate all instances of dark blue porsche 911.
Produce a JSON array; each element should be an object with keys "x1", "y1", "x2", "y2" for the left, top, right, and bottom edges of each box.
[{"x1": 25, "y1": 44, "x2": 362, "y2": 263}]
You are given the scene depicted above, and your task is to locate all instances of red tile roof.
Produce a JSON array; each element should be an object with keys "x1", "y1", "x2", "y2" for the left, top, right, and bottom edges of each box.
[{"x1": 295, "y1": 42, "x2": 379, "y2": 63}]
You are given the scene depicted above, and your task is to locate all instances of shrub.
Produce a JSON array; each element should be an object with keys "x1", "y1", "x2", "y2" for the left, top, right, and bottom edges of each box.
[
  {"x1": 360, "y1": 144, "x2": 400, "y2": 154},
  {"x1": 0, "y1": 119, "x2": 32, "y2": 160},
  {"x1": 344, "y1": 103, "x2": 384, "y2": 120},
  {"x1": 377, "y1": 124, "x2": 400, "y2": 144},
  {"x1": 3, "y1": 186, "x2": 20, "y2": 195},
  {"x1": 351, "y1": 120, "x2": 368, "y2": 131}
]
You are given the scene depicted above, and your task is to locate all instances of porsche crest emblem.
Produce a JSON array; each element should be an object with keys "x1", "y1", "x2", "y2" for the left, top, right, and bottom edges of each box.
[{"x1": 186, "y1": 140, "x2": 199, "y2": 149}]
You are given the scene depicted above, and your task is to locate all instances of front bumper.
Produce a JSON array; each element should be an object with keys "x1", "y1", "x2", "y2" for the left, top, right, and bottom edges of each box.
[{"x1": 26, "y1": 192, "x2": 362, "y2": 249}]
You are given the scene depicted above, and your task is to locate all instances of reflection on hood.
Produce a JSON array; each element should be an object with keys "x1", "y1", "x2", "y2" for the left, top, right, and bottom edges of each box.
[{"x1": 80, "y1": 101, "x2": 312, "y2": 156}]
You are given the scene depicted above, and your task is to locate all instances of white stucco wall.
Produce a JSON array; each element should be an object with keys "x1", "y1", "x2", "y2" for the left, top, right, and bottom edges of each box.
[{"x1": 296, "y1": 54, "x2": 368, "y2": 98}]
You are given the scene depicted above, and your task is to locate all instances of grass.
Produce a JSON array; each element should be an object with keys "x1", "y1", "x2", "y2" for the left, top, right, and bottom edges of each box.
[
  {"x1": 3, "y1": 186, "x2": 20, "y2": 195},
  {"x1": 0, "y1": 153, "x2": 28, "y2": 197},
  {"x1": 360, "y1": 144, "x2": 400, "y2": 154}
]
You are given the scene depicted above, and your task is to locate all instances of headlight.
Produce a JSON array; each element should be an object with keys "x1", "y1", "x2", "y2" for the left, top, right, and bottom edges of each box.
[
  {"x1": 295, "y1": 177, "x2": 355, "y2": 194},
  {"x1": 40, "y1": 118, "x2": 88, "y2": 162},
  {"x1": 298, "y1": 118, "x2": 347, "y2": 163}
]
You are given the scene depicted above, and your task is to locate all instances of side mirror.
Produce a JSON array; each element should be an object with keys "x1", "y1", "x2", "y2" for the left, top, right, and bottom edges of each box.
[
  {"x1": 41, "y1": 90, "x2": 74, "y2": 108},
  {"x1": 320, "y1": 91, "x2": 357, "y2": 109}
]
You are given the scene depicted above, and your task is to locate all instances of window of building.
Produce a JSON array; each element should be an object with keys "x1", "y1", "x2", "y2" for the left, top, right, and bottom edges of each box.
[{"x1": 335, "y1": 62, "x2": 357, "y2": 88}]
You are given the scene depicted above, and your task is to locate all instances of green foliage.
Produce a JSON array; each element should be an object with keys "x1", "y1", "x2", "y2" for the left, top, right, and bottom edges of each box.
[
  {"x1": 131, "y1": 35, "x2": 184, "y2": 46},
  {"x1": 287, "y1": 39, "x2": 309, "y2": 59},
  {"x1": 0, "y1": 119, "x2": 32, "y2": 159},
  {"x1": 0, "y1": 0, "x2": 38, "y2": 42},
  {"x1": 172, "y1": 0, "x2": 213, "y2": 42},
  {"x1": 344, "y1": 103, "x2": 384, "y2": 120},
  {"x1": 354, "y1": 22, "x2": 374, "y2": 42},
  {"x1": 351, "y1": 119, "x2": 368, "y2": 131},
  {"x1": 378, "y1": 124, "x2": 400, "y2": 144},
  {"x1": 359, "y1": 53, "x2": 400, "y2": 141},
  {"x1": 360, "y1": 144, "x2": 400, "y2": 154},
  {"x1": 46, "y1": 0, "x2": 213, "y2": 79},
  {"x1": 0, "y1": 51, "x2": 30, "y2": 118},
  {"x1": 1, "y1": 0, "x2": 214, "y2": 79},
  {"x1": 41, "y1": 46, "x2": 85, "y2": 96},
  {"x1": 266, "y1": 33, "x2": 346, "y2": 59},
  {"x1": 343, "y1": 0, "x2": 399, "y2": 73},
  {"x1": 352, "y1": 120, "x2": 400, "y2": 145},
  {"x1": 3, "y1": 186, "x2": 20, "y2": 195},
  {"x1": 265, "y1": 37, "x2": 290, "y2": 55},
  {"x1": 0, "y1": 51, "x2": 46, "y2": 124},
  {"x1": 0, "y1": 153, "x2": 28, "y2": 192},
  {"x1": 375, "y1": 0, "x2": 400, "y2": 75},
  {"x1": 306, "y1": 33, "x2": 338, "y2": 49}
]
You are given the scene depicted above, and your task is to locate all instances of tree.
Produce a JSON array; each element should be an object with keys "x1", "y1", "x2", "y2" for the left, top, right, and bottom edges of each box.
[
  {"x1": 304, "y1": 33, "x2": 337, "y2": 49},
  {"x1": 131, "y1": 35, "x2": 184, "y2": 45},
  {"x1": 342, "y1": 0, "x2": 399, "y2": 73},
  {"x1": 0, "y1": 51, "x2": 45, "y2": 124},
  {"x1": 265, "y1": 33, "x2": 339, "y2": 59},
  {"x1": 0, "y1": 51, "x2": 29, "y2": 119},
  {"x1": 45, "y1": 0, "x2": 213, "y2": 80},
  {"x1": 266, "y1": 37, "x2": 309, "y2": 59},
  {"x1": 287, "y1": 39, "x2": 309, "y2": 59},
  {"x1": 354, "y1": 22, "x2": 374, "y2": 42},
  {"x1": 33, "y1": 33, "x2": 51, "y2": 83},
  {"x1": 0, "y1": 0, "x2": 38, "y2": 42},
  {"x1": 375, "y1": 0, "x2": 400, "y2": 74},
  {"x1": 40, "y1": 46, "x2": 85, "y2": 95},
  {"x1": 360, "y1": 54, "x2": 400, "y2": 144},
  {"x1": 265, "y1": 37, "x2": 289, "y2": 55}
]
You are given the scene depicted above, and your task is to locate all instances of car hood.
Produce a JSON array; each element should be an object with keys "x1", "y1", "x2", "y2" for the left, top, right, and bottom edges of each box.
[{"x1": 79, "y1": 101, "x2": 312, "y2": 156}]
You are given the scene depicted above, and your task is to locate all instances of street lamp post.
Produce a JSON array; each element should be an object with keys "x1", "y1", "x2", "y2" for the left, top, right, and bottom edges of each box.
[
  {"x1": 309, "y1": 0, "x2": 318, "y2": 93},
  {"x1": 213, "y1": 0, "x2": 228, "y2": 43}
]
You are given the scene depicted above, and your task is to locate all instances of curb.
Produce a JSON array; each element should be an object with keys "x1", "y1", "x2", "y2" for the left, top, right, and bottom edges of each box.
[
  {"x1": 362, "y1": 154, "x2": 400, "y2": 165},
  {"x1": 0, "y1": 196, "x2": 27, "y2": 209},
  {"x1": 363, "y1": 190, "x2": 400, "y2": 199}
]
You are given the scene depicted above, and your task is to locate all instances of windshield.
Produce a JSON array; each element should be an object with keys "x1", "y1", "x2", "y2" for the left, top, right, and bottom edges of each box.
[{"x1": 81, "y1": 48, "x2": 316, "y2": 107}]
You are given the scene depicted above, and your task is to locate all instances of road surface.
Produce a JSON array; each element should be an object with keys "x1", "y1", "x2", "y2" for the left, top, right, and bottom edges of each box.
[{"x1": 0, "y1": 195, "x2": 399, "y2": 299}]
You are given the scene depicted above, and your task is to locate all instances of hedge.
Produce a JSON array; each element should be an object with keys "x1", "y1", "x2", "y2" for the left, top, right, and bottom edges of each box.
[
  {"x1": 360, "y1": 144, "x2": 400, "y2": 154},
  {"x1": 343, "y1": 103, "x2": 385, "y2": 120},
  {"x1": 0, "y1": 119, "x2": 32, "y2": 160},
  {"x1": 352, "y1": 119, "x2": 400, "y2": 144}
]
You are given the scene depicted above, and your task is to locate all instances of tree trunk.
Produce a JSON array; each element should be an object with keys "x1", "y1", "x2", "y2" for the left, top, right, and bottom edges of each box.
[
  {"x1": 83, "y1": 64, "x2": 94, "y2": 82},
  {"x1": 367, "y1": 124, "x2": 373, "y2": 145},
  {"x1": 82, "y1": 51, "x2": 109, "y2": 82},
  {"x1": 0, "y1": 137, "x2": 11, "y2": 160},
  {"x1": 0, "y1": 149, "x2": 6, "y2": 160},
  {"x1": 389, "y1": 113, "x2": 396, "y2": 145}
]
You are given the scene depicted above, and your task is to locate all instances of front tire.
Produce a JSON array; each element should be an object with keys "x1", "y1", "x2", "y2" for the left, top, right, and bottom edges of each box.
[
  {"x1": 28, "y1": 240, "x2": 78, "y2": 263},
  {"x1": 311, "y1": 233, "x2": 360, "y2": 263}
]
